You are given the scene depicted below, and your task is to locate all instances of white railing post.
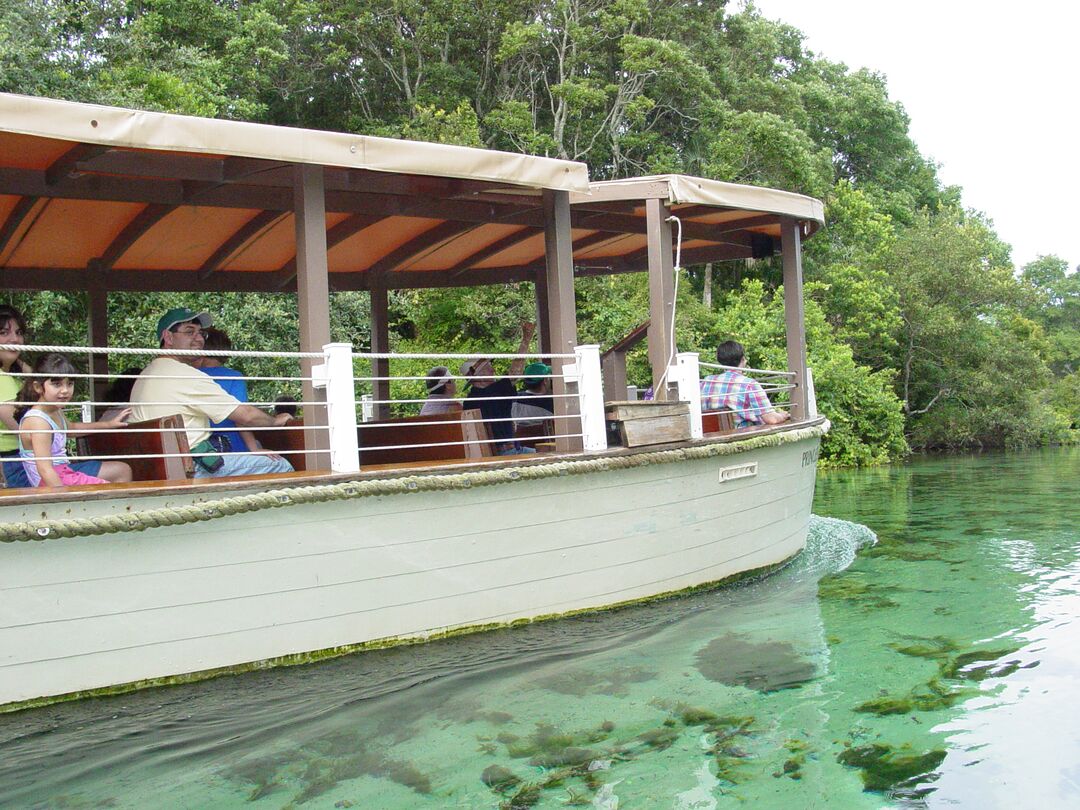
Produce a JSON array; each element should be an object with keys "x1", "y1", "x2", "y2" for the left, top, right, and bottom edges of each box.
[
  {"x1": 675, "y1": 352, "x2": 703, "y2": 439},
  {"x1": 572, "y1": 344, "x2": 608, "y2": 452},
  {"x1": 805, "y1": 365, "x2": 818, "y2": 420},
  {"x1": 313, "y1": 343, "x2": 360, "y2": 473}
]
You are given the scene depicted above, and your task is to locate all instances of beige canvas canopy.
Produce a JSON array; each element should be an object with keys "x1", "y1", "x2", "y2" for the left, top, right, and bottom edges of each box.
[{"x1": 0, "y1": 94, "x2": 822, "y2": 293}]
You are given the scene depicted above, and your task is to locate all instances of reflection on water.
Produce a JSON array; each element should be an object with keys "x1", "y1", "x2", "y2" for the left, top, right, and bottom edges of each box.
[{"x1": 0, "y1": 447, "x2": 1077, "y2": 808}]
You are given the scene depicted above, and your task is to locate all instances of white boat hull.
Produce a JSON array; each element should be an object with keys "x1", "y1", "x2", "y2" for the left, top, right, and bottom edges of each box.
[{"x1": 0, "y1": 426, "x2": 823, "y2": 709}]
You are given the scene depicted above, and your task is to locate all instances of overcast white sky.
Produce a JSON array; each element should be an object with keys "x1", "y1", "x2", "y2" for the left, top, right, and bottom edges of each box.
[{"x1": 747, "y1": 0, "x2": 1079, "y2": 270}]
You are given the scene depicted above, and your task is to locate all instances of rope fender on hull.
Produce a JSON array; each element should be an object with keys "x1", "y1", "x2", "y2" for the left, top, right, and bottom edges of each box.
[{"x1": 0, "y1": 421, "x2": 829, "y2": 543}]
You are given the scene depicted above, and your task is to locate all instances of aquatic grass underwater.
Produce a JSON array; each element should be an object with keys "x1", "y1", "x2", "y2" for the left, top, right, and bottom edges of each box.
[{"x1": 0, "y1": 447, "x2": 1077, "y2": 808}]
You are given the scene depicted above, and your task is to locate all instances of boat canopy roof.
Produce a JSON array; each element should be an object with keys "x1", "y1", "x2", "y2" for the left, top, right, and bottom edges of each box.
[{"x1": 0, "y1": 94, "x2": 824, "y2": 294}]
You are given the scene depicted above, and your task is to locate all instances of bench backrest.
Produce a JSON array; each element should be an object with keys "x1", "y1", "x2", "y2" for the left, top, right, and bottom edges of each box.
[
  {"x1": 80, "y1": 414, "x2": 193, "y2": 481},
  {"x1": 257, "y1": 418, "x2": 308, "y2": 472},
  {"x1": 358, "y1": 409, "x2": 491, "y2": 466},
  {"x1": 701, "y1": 409, "x2": 736, "y2": 435}
]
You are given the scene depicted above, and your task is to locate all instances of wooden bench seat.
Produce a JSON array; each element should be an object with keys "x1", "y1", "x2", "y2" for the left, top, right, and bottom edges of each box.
[
  {"x1": 79, "y1": 414, "x2": 194, "y2": 481},
  {"x1": 256, "y1": 418, "x2": 309, "y2": 471},
  {"x1": 358, "y1": 409, "x2": 492, "y2": 466},
  {"x1": 701, "y1": 409, "x2": 736, "y2": 435},
  {"x1": 514, "y1": 420, "x2": 554, "y2": 450},
  {"x1": 239, "y1": 410, "x2": 498, "y2": 470}
]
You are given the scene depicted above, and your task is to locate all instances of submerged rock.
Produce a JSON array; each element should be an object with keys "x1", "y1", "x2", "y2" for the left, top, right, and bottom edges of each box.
[{"x1": 695, "y1": 634, "x2": 817, "y2": 692}]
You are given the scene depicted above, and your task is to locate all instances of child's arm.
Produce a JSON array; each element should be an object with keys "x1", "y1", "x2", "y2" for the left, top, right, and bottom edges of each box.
[
  {"x1": 69, "y1": 408, "x2": 131, "y2": 437},
  {"x1": 21, "y1": 414, "x2": 62, "y2": 487},
  {"x1": 240, "y1": 429, "x2": 261, "y2": 452}
]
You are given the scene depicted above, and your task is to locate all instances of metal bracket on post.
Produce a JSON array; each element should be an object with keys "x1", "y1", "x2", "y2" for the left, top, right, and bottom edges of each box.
[
  {"x1": 675, "y1": 352, "x2": 703, "y2": 439},
  {"x1": 567, "y1": 344, "x2": 607, "y2": 453},
  {"x1": 313, "y1": 343, "x2": 360, "y2": 473}
]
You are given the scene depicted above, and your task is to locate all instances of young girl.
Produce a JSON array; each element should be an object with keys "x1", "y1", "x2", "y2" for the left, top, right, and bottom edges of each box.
[
  {"x1": 16, "y1": 353, "x2": 133, "y2": 487},
  {"x1": 0, "y1": 304, "x2": 30, "y2": 486}
]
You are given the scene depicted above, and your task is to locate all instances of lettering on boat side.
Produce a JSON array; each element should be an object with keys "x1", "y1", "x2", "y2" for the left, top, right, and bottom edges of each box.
[
  {"x1": 718, "y1": 462, "x2": 757, "y2": 483},
  {"x1": 801, "y1": 447, "x2": 820, "y2": 468}
]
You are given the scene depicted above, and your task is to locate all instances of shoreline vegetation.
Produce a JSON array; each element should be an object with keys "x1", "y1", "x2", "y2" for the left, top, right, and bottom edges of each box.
[{"x1": 2, "y1": 1, "x2": 1076, "y2": 467}]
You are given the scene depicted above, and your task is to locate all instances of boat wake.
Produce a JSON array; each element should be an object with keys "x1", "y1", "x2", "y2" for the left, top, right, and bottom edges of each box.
[{"x1": 794, "y1": 514, "x2": 877, "y2": 580}]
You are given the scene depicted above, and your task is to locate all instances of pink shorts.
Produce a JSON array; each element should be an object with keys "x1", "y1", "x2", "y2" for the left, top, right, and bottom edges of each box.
[{"x1": 54, "y1": 464, "x2": 107, "y2": 486}]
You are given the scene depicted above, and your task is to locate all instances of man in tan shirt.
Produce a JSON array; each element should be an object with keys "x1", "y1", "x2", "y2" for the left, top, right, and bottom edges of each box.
[{"x1": 130, "y1": 308, "x2": 293, "y2": 478}]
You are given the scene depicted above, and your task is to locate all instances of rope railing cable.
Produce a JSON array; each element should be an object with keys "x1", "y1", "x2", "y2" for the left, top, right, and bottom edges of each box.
[{"x1": 0, "y1": 343, "x2": 324, "y2": 359}]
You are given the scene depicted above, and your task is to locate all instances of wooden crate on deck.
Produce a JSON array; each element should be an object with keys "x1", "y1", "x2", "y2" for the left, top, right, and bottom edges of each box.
[{"x1": 605, "y1": 400, "x2": 692, "y2": 447}]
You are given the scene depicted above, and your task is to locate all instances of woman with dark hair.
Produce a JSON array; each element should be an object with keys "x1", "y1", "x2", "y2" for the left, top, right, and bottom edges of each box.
[{"x1": 0, "y1": 305, "x2": 31, "y2": 486}]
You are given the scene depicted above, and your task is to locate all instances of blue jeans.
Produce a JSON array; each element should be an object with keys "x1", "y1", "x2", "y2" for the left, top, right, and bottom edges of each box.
[{"x1": 194, "y1": 452, "x2": 294, "y2": 479}]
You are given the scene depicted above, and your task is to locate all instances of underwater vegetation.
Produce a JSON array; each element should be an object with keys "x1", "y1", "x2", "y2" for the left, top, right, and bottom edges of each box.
[
  {"x1": 534, "y1": 665, "x2": 657, "y2": 697},
  {"x1": 862, "y1": 535, "x2": 964, "y2": 565},
  {"x1": 694, "y1": 634, "x2": 817, "y2": 692},
  {"x1": 818, "y1": 571, "x2": 901, "y2": 609},
  {"x1": 476, "y1": 704, "x2": 768, "y2": 807},
  {"x1": 222, "y1": 727, "x2": 432, "y2": 805},
  {"x1": 837, "y1": 743, "x2": 946, "y2": 793},
  {"x1": 854, "y1": 636, "x2": 1031, "y2": 718}
]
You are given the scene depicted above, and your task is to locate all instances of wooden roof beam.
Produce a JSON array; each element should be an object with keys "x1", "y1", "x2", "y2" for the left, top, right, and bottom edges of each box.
[
  {"x1": 271, "y1": 212, "x2": 384, "y2": 288},
  {"x1": 369, "y1": 220, "x2": 477, "y2": 277},
  {"x1": 198, "y1": 210, "x2": 286, "y2": 280},
  {"x1": 76, "y1": 150, "x2": 226, "y2": 183},
  {"x1": 44, "y1": 143, "x2": 108, "y2": 187},
  {"x1": 90, "y1": 203, "x2": 176, "y2": 273},
  {"x1": 0, "y1": 196, "x2": 44, "y2": 261}
]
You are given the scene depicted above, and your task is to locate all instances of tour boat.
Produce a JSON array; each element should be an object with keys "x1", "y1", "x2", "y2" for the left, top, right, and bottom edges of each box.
[{"x1": 0, "y1": 93, "x2": 827, "y2": 710}]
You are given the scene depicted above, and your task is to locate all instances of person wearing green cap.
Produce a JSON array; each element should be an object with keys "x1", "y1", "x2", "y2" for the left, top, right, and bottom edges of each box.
[
  {"x1": 129, "y1": 308, "x2": 294, "y2": 478},
  {"x1": 511, "y1": 361, "x2": 554, "y2": 429}
]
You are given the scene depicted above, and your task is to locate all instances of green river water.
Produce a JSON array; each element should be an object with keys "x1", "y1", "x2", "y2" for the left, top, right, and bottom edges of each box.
[{"x1": 1, "y1": 447, "x2": 1078, "y2": 808}]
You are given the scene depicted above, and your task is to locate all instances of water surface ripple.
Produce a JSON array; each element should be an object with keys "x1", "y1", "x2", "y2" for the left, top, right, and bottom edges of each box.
[{"x1": 1, "y1": 447, "x2": 1077, "y2": 808}]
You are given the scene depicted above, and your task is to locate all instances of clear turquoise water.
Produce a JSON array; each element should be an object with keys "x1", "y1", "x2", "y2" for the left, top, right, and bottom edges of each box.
[{"x1": 1, "y1": 447, "x2": 1077, "y2": 808}]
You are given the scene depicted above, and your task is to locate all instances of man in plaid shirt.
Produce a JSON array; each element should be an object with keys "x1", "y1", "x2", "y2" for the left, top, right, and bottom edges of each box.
[{"x1": 699, "y1": 341, "x2": 791, "y2": 428}]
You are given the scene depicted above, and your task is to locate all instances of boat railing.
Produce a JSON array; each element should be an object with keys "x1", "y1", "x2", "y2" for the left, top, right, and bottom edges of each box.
[
  {"x1": 668, "y1": 354, "x2": 805, "y2": 439},
  {"x1": 0, "y1": 341, "x2": 611, "y2": 478},
  {"x1": 0, "y1": 342, "x2": 326, "y2": 471}
]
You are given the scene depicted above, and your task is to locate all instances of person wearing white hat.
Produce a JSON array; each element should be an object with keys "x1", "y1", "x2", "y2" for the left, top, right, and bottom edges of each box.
[{"x1": 420, "y1": 366, "x2": 462, "y2": 416}]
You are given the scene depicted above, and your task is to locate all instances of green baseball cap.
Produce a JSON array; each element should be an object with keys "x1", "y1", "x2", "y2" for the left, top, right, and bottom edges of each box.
[
  {"x1": 157, "y1": 307, "x2": 212, "y2": 340},
  {"x1": 523, "y1": 362, "x2": 552, "y2": 384}
]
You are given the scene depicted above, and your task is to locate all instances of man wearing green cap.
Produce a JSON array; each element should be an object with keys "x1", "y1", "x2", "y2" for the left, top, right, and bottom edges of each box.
[
  {"x1": 130, "y1": 308, "x2": 294, "y2": 478},
  {"x1": 511, "y1": 362, "x2": 554, "y2": 429}
]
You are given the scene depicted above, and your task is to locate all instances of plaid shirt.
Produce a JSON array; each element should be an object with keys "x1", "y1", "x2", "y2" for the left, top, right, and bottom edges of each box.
[{"x1": 699, "y1": 371, "x2": 774, "y2": 428}]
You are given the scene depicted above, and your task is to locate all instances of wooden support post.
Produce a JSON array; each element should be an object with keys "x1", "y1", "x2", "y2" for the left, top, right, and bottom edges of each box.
[
  {"x1": 534, "y1": 265, "x2": 552, "y2": 356},
  {"x1": 781, "y1": 218, "x2": 809, "y2": 422},
  {"x1": 542, "y1": 189, "x2": 581, "y2": 453},
  {"x1": 86, "y1": 285, "x2": 109, "y2": 415},
  {"x1": 601, "y1": 349, "x2": 628, "y2": 404},
  {"x1": 646, "y1": 198, "x2": 676, "y2": 401},
  {"x1": 293, "y1": 164, "x2": 332, "y2": 471},
  {"x1": 370, "y1": 280, "x2": 390, "y2": 421}
]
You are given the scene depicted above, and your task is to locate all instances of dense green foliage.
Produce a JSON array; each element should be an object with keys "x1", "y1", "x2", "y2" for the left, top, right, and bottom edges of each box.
[{"x1": 1, "y1": 0, "x2": 1075, "y2": 463}]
